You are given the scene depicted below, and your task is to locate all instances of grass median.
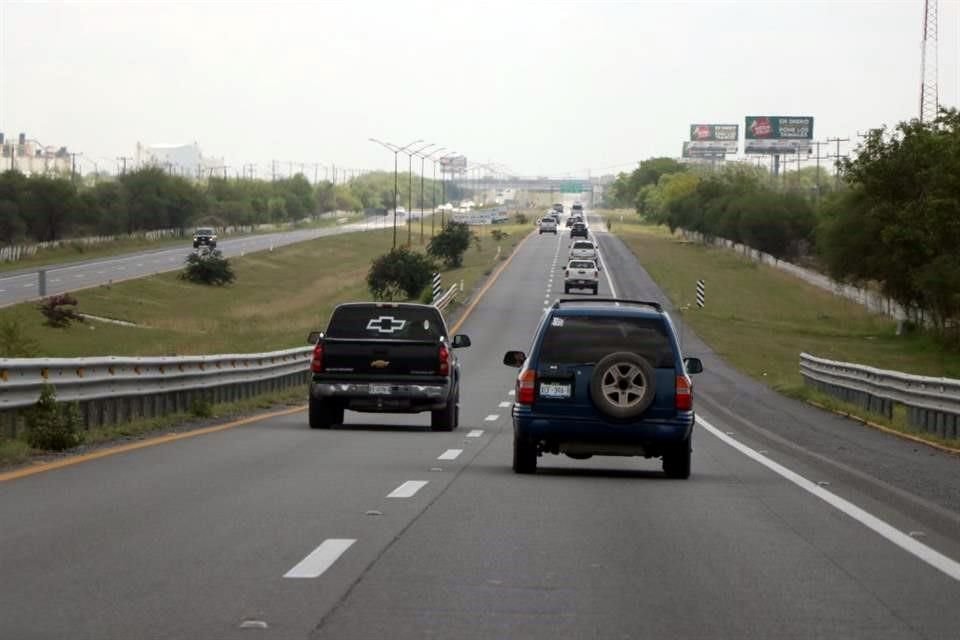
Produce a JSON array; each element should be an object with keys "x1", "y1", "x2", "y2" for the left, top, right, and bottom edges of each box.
[
  {"x1": 0, "y1": 213, "x2": 364, "y2": 275},
  {"x1": 598, "y1": 210, "x2": 959, "y2": 445}
]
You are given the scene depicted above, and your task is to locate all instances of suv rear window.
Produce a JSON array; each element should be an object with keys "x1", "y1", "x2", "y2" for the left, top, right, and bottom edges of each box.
[
  {"x1": 538, "y1": 315, "x2": 675, "y2": 368},
  {"x1": 568, "y1": 260, "x2": 595, "y2": 269},
  {"x1": 572, "y1": 241, "x2": 593, "y2": 249},
  {"x1": 326, "y1": 306, "x2": 446, "y2": 341}
]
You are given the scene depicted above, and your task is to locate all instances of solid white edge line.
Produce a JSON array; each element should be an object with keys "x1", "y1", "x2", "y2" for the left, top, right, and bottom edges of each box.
[
  {"x1": 697, "y1": 416, "x2": 960, "y2": 582},
  {"x1": 386, "y1": 480, "x2": 428, "y2": 498},
  {"x1": 467, "y1": 429, "x2": 484, "y2": 438},
  {"x1": 437, "y1": 448, "x2": 463, "y2": 460},
  {"x1": 484, "y1": 414, "x2": 499, "y2": 421},
  {"x1": 283, "y1": 538, "x2": 356, "y2": 579}
]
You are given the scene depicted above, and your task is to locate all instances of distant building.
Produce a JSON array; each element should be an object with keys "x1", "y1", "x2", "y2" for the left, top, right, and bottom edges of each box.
[
  {"x1": 0, "y1": 133, "x2": 72, "y2": 177},
  {"x1": 135, "y1": 142, "x2": 223, "y2": 178}
]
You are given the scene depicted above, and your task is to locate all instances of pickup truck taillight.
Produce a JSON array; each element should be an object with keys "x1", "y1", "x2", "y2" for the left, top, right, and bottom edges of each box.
[
  {"x1": 564, "y1": 270, "x2": 569, "y2": 278},
  {"x1": 438, "y1": 344, "x2": 450, "y2": 376},
  {"x1": 516, "y1": 368, "x2": 536, "y2": 405},
  {"x1": 593, "y1": 270, "x2": 598, "y2": 278},
  {"x1": 311, "y1": 342, "x2": 324, "y2": 373},
  {"x1": 675, "y1": 374, "x2": 693, "y2": 411}
]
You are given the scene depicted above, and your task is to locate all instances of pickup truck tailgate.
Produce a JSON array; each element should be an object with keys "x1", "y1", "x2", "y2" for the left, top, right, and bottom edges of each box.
[{"x1": 322, "y1": 339, "x2": 440, "y2": 376}]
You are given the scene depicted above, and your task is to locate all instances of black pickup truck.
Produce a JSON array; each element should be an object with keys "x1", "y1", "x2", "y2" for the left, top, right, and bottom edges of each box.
[{"x1": 307, "y1": 302, "x2": 471, "y2": 431}]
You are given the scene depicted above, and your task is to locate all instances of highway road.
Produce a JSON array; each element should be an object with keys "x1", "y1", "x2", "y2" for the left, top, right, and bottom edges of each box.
[
  {"x1": 1, "y1": 210, "x2": 959, "y2": 639},
  {"x1": 0, "y1": 215, "x2": 394, "y2": 308}
]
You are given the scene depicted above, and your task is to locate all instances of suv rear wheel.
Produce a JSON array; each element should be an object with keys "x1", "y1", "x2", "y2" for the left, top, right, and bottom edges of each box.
[
  {"x1": 589, "y1": 352, "x2": 657, "y2": 419},
  {"x1": 513, "y1": 431, "x2": 537, "y2": 473},
  {"x1": 662, "y1": 436, "x2": 691, "y2": 479}
]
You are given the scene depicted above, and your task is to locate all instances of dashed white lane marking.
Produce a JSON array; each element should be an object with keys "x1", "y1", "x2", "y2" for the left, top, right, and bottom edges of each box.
[
  {"x1": 51, "y1": 278, "x2": 61, "y2": 283},
  {"x1": 96, "y1": 270, "x2": 105, "y2": 275},
  {"x1": 387, "y1": 480, "x2": 428, "y2": 498},
  {"x1": 0, "y1": 289, "x2": 5, "y2": 293},
  {"x1": 74, "y1": 274, "x2": 84, "y2": 279},
  {"x1": 484, "y1": 414, "x2": 499, "y2": 422},
  {"x1": 22, "y1": 283, "x2": 32, "y2": 288},
  {"x1": 437, "y1": 449, "x2": 463, "y2": 461},
  {"x1": 508, "y1": 390, "x2": 515, "y2": 396},
  {"x1": 698, "y1": 416, "x2": 960, "y2": 583},
  {"x1": 498, "y1": 401, "x2": 511, "y2": 408},
  {"x1": 466, "y1": 430, "x2": 484, "y2": 438},
  {"x1": 283, "y1": 538, "x2": 356, "y2": 579}
]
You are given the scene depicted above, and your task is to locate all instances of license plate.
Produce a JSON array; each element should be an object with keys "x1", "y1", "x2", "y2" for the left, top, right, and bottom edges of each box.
[
  {"x1": 369, "y1": 384, "x2": 392, "y2": 395},
  {"x1": 539, "y1": 382, "x2": 571, "y2": 399}
]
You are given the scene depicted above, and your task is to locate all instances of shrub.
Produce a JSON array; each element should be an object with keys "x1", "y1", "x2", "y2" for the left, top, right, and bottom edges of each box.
[
  {"x1": 367, "y1": 247, "x2": 436, "y2": 300},
  {"x1": 180, "y1": 249, "x2": 236, "y2": 286},
  {"x1": 38, "y1": 293, "x2": 84, "y2": 328},
  {"x1": 513, "y1": 212, "x2": 528, "y2": 225},
  {"x1": 190, "y1": 396, "x2": 213, "y2": 418},
  {"x1": 25, "y1": 384, "x2": 83, "y2": 451},
  {"x1": 428, "y1": 222, "x2": 474, "y2": 268},
  {"x1": 0, "y1": 319, "x2": 39, "y2": 356},
  {"x1": 491, "y1": 229, "x2": 509, "y2": 242}
]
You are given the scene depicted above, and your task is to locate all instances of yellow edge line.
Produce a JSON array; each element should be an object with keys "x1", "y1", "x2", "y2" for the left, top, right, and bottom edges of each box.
[
  {"x1": 806, "y1": 399, "x2": 960, "y2": 456},
  {"x1": 450, "y1": 229, "x2": 534, "y2": 335},
  {"x1": 2, "y1": 227, "x2": 535, "y2": 483},
  {"x1": 0, "y1": 405, "x2": 306, "y2": 483}
]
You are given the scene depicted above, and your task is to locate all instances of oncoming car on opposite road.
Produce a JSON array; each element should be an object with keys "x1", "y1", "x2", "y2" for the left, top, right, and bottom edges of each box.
[
  {"x1": 503, "y1": 299, "x2": 703, "y2": 477},
  {"x1": 193, "y1": 227, "x2": 217, "y2": 249}
]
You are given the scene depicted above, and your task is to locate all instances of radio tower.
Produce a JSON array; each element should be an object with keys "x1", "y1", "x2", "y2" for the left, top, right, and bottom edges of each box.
[{"x1": 920, "y1": 0, "x2": 939, "y2": 122}]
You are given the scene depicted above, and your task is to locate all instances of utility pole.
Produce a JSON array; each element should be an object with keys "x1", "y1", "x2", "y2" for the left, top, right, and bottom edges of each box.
[
  {"x1": 69, "y1": 153, "x2": 80, "y2": 183},
  {"x1": 920, "y1": 0, "x2": 939, "y2": 122},
  {"x1": 271, "y1": 160, "x2": 277, "y2": 182},
  {"x1": 808, "y1": 141, "x2": 828, "y2": 199},
  {"x1": 826, "y1": 137, "x2": 850, "y2": 189}
]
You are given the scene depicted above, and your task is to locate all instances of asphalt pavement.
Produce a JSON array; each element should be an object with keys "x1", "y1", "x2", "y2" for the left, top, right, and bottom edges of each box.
[
  {"x1": 1, "y1": 208, "x2": 958, "y2": 639},
  {"x1": 0, "y1": 216, "x2": 395, "y2": 308}
]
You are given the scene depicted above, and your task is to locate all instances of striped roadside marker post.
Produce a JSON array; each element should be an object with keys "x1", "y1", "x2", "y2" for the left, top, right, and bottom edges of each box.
[
  {"x1": 432, "y1": 272, "x2": 443, "y2": 305},
  {"x1": 696, "y1": 279, "x2": 705, "y2": 308}
]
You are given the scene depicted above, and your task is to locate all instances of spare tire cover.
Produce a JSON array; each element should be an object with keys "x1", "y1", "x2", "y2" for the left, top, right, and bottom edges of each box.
[{"x1": 589, "y1": 351, "x2": 657, "y2": 420}]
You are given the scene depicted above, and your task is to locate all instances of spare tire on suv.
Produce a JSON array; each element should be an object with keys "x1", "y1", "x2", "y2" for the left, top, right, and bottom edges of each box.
[{"x1": 589, "y1": 352, "x2": 657, "y2": 419}]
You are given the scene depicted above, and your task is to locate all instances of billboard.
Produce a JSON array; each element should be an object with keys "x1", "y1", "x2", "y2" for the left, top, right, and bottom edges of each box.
[
  {"x1": 744, "y1": 116, "x2": 813, "y2": 154},
  {"x1": 682, "y1": 141, "x2": 725, "y2": 159},
  {"x1": 689, "y1": 124, "x2": 739, "y2": 153},
  {"x1": 439, "y1": 155, "x2": 467, "y2": 173}
]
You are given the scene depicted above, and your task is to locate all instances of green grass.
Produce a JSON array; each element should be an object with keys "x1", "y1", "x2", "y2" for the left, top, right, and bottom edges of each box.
[
  {"x1": 0, "y1": 214, "x2": 364, "y2": 275},
  {"x1": 0, "y1": 438, "x2": 32, "y2": 468},
  {"x1": 597, "y1": 211, "x2": 960, "y2": 392},
  {"x1": 0, "y1": 219, "x2": 529, "y2": 357}
]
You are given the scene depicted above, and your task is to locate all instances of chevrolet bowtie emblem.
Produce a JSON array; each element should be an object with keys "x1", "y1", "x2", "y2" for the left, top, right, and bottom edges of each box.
[{"x1": 371, "y1": 360, "x2": 390, "y2": 368}]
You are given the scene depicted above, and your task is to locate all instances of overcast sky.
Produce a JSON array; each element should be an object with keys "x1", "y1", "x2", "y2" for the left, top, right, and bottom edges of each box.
[{"x1": 2, "y1": 0, "x2": 959, "y2": 178}]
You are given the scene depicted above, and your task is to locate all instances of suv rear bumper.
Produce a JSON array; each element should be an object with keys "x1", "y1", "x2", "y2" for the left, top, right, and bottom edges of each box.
[{"x1": 512, "y1": 408, "x2": 694, "y2": 456}]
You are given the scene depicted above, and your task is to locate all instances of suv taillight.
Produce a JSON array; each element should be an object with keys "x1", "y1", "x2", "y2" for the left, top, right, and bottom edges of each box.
[
  {"x1": 438, "y1": 345, "x2": 450, "y2": 376},
  {"x1": 675, "y1": 374, "x2": 693, "y2": 411},
  {"x1": 516, "y1": 368, "x2": 536, "y2": 405},
  {"x1": 311, "y1": 342, "x2": 324, "y2": 373}
]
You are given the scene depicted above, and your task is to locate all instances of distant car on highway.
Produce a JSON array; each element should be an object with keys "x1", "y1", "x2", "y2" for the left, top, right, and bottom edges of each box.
[
  {"x1": 572, "y1": 203, "x2": 584, "y2": 215},
  {"x1": 307, "y1": 302, "x2": 471, "y2": 431},
  {"x1": 192, "y1": 227, "x2": 217, "y2": 249},
  {"x1": 503, "y1": 298, "x2": 703, "y2": 476},
  {"x1": 563, "y1": 259, "x2": 599, "y2": 294},
  {"x1": 552, "y1": 203, "x2": 564, "y2": 214},
  {"x1": 570, "y1": 221, "x2": 588, "y2": 238},
  {"x1": 569, "y1": 239, "x2": 597, "y2": 261},
  {"x1": 539, "y1": 217, "x2": 558, "y2": 234}
]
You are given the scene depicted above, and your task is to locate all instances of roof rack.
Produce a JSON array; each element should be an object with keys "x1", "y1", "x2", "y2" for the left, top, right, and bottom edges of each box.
[{"x1": 552, "y1": 298, "x2": 663, "y2": 311}]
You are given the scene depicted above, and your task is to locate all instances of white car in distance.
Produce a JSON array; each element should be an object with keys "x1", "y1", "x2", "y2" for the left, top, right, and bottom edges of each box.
[
  {"x1": 563, "y1": 258, "x2": 600, "y2": 294},
  {"x1": 569, "y1": 239, "x2": 598, "y2": 261},
  {"x1": 539, "y1": 217, "x2": 558, "y2": 234}
]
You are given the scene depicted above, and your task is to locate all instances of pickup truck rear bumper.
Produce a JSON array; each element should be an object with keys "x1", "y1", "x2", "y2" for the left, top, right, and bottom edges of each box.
[{"x1": 310, "y1": 380, "x2": 451, "y2": 413}]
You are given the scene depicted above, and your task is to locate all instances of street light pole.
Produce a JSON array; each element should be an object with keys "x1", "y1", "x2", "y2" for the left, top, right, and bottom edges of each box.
[
  {"x1": 401, "y1": 142, "x2": 433, "y2": 246},
  {"x1": 414, "y1": 146, "x2": 445, "y2": 244},
  {"x1": 369, "y1": 138, "x2": 423, "y2": 249}
]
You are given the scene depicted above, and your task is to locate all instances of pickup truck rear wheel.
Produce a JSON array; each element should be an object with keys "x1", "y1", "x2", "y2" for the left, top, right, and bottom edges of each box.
[
  {"x1": 309, "y1": 397, "x2": 342, "y2": 429},
  {"x1": 431, "y1": 386, "x2": 458, "y2": 431}
]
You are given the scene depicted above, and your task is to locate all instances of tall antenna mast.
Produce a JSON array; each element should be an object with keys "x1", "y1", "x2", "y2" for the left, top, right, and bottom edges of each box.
[{"x1": 920, "y1": 0, "x2": 939, "y2": 122}]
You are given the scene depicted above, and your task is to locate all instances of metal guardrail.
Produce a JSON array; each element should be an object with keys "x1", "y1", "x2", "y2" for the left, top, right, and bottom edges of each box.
[
  {"x1": 799, "y1": 352, "x2": 960, "y2": 440},
  {"x1": 434, "y1": 283, "x2": 460, "y2": 312},
  {"x1": 0, "y1": 348, "x2": 313, "y2": 435}
]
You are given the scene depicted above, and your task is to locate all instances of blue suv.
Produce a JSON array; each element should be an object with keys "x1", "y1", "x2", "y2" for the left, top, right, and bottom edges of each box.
[{"x1": 503, "y1": 299, "x2": 703, "y2": 478}]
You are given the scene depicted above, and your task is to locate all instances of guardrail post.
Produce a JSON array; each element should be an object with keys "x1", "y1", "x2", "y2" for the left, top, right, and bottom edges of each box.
[{"x1": 38, "y1": 269, "x2": 47, "y2": 297}]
